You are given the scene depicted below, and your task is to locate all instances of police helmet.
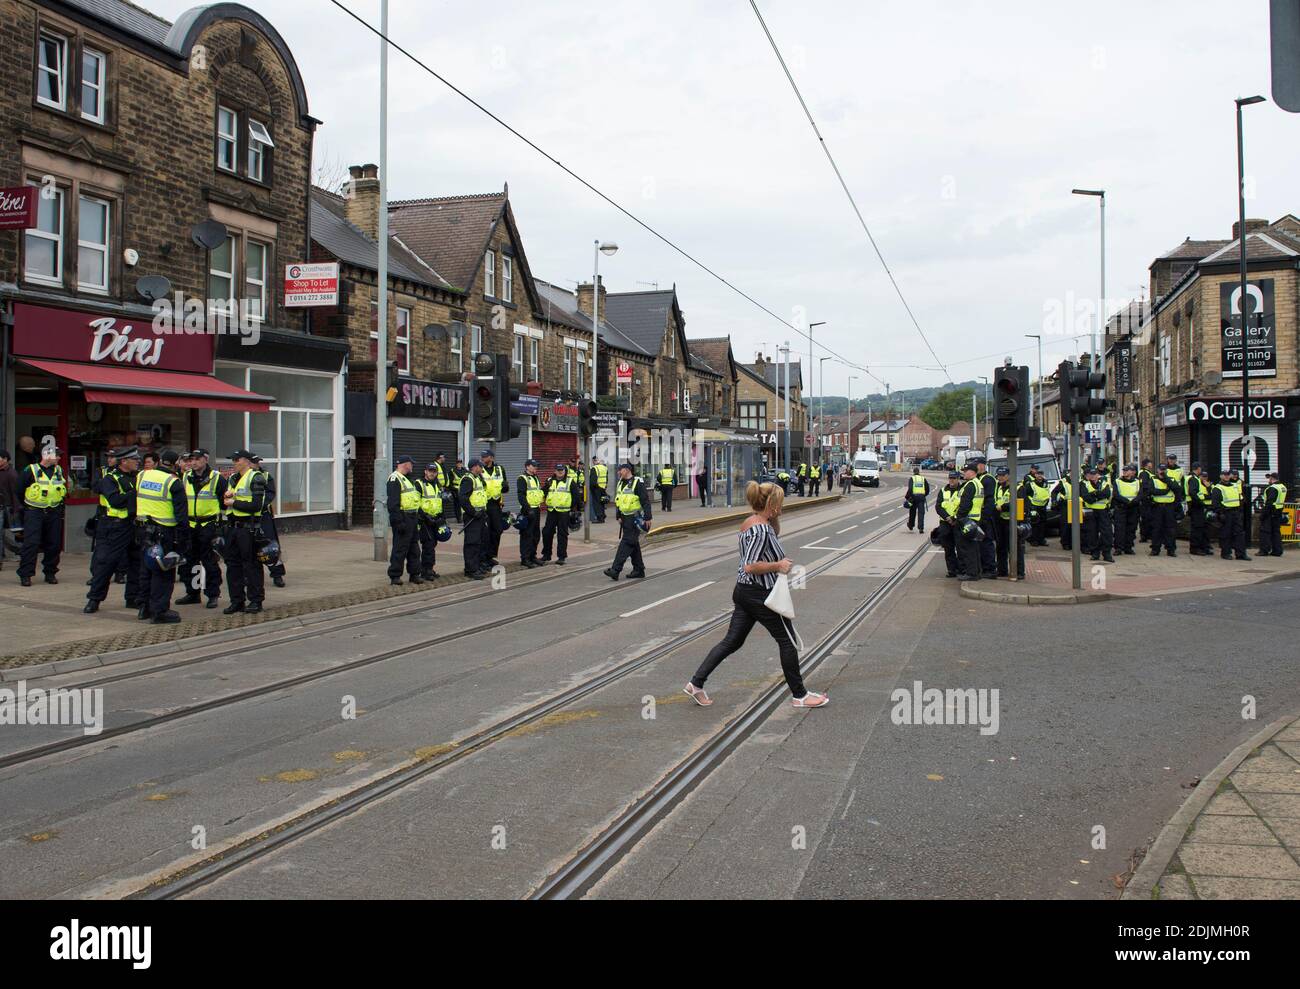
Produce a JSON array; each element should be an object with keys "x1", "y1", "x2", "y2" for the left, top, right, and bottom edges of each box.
[
  {"x1": 929, "y1": 528, "x2": 943, "y2": 546},
  {"x1": 632, "y1": 510, "x2": 651, "y2": 534},
  {"x1": 995, "y1": 467, "x2": 1009, "y2": 477},
  {"x1": 436, "y1": 523, "x2": 453, "y2": 543},
  {"x1": 145, "y1": 543, "x2": 183, "y2": 573},
  {"x1": 509, "y1": 512, "x2": 529, "y2": 532},
  {"x1": 947, "y1": 470, "x2": 961, "y2": 479},
  {"x1": 959, "y1": 518, "x2": 984, "y2": 540},
  {"x1": 256, "y1": 540, "x2": 281, "y2": 566},
  {"x1": 568, "y1": 514, "x2": 584, "y2": 533},
  {"x1": 1017, "y1": 522, "x2": 1033, "y2": 540}
]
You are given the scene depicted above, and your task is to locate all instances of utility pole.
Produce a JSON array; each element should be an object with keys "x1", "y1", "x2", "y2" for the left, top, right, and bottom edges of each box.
[
  {"x1": 1237, "y1": 95, "x2": 1266, "y2": 545},
  {"x1": 371, "y1": 0, "x2": 390, "y2": 563}
]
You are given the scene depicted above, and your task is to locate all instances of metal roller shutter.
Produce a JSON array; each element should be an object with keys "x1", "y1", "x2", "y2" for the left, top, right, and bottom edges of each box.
[
  {"x1": 1222, "y1": 424, "x2": 1278, "y2": 479},
  {"x1": 485, "y1": 428, "x2": 531, "y2": 493},
  {"x1": 1162, "y1": 426, "x2": 1190, "y2": 471},
  {"x1": 393, "y1": 428, "x2": 460, "y2": 467},
  {"x1": 533, "y1": 431, "x2": 577, "y2": 473}
]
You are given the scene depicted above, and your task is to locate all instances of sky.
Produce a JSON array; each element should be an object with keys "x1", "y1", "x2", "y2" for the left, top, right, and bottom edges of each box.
[{"x1": 153, "y1": 0, "x2": 1300, "y2": 397}]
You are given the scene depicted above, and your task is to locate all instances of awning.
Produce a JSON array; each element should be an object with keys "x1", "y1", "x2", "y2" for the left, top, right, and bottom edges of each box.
[{"x1": 18, "y1": 358, "x2": 274, "y2": 412}]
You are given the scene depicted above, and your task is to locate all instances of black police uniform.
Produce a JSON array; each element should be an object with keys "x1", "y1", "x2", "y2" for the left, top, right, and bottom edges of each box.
[
  {"x1": 591, "y1": 463, "x2": 610, "y2": 522},
  {"x1": 1142, "y1": 470, "x2": 1180, "y2": 556},
  {"x1": 135, "y1": 466, "x2": 189, "y2": 621},
  {"x1": 1137, "y1": 466, "x2": 1155, "y2": 542},
  {"x1": 17, "y1": 463, "x2": 66, "y2": 583},
  {"x1": 482, "y1": 462, "x2": 508, "y2": 564},
  {"x1": 1185, "y1": 471, "x2": 1211, "y2": 555},
  {"x1": 1111, "y1": 475, "x2": 1141, "y2": 555},
  {"x1": 993, "y1": 480, "x2": 1027, "y2": 577},
  {"x1": 1258, "y1": 480, "x2": 1287, "y2": 557},
  {"x1": 224, "y1": 466, "x2": 271, "y2": 611},
  {"x1": 86, "y1": 464, "x2": 142, "y2": 610},
  {"x1": 658, "y1": 465, "x2": 676, "y2": 512},
  {"x1": 1211, "y1": 480, "x2": 1248, "y2": 560},
  {"x1": 178, "y1": 466, "x2": 228, "y2": 605},
  {"x1": 386, "y1": 468, "x2": 422, "y2": 583},
  {"x1": 609, "y1": 475, "x2": 652, "y2": 578},
  {"x1": 416, "y1": 472, "x2": 444, "y2": 579},
  {"x1": 934, "y1": 481, "x2": 963, "y2": 577},
  {"x1": 448, "y1": 463, "x2": 466, "y2": 522},
  {"x1": 460, "y1": 470, "x2": 489, "y2": 577},
  {"x1": 541, "y1": 472, "x2": 577, "y2": 563},
  {"x1": 954, "y1": 474, "x2": 983, "y2": 581},
  {"x1": 906, "y1": 474, "x2": 930, "y2": 531},
  {"x1": 1080, "y1": 475, "x2": 1115, "y2": 562},
  {"x1": 976, "y1": 467, "x2": 998, "y2": 577},
  {"x1": 517, "y1": 471, "x2": 544, "y2": 565}
]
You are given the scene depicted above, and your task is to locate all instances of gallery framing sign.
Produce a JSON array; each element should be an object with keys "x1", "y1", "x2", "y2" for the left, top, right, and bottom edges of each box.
[{"x1": 1220, "y1": 278, "x2": 1277, "y2": 378}]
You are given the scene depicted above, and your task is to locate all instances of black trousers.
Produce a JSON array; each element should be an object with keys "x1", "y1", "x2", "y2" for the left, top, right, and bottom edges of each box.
[
  {"x1": 418, "y1": 517, "x2": 439, "y2": 575},
  {"x1": 811, "y1": 478, "x2": 820, "y2": 496},
  {"x1": 225, "y1": 522, "x2": 265, "y2": 606},
  {"x1": 447, "y1": 488, "x2": 462, "y2": 523},
  {"x1": 937, "y1": 523, "x2": 960, "y2": 575},
  {"x1": 796, "y1": 477, "x2": 805, "y2": 496},
  {"x1": 1149, "y1": 503, "x2": 1177, "y2": 554},
  {"x1": 591, "y1": 482, "x2": 607, "y2": 521},
  {"x1": 485, "y1": 501, "x2": 504, "y2": 560},
  {"x1": 17, "y1": 506, "x2": 63, "y2": 579},
  {"x1": 1218, "y1": 511, "x2": 1246, "y2": 558},
  {"x1": 908, "y1": 497, "x2": 927, "y2": 531},
  {"x1": 541, "y1": 509, "x2": 569, "y2": 561},
  {"x1": 957, "y1": 527, "x2": 982, "y2": 580},
  {"x1": 691, "y1": 583, "x2": 806, "y2": 699},
  {"x1": 1258, "y1": 508, "x2": 1284, "y2": 556},
  {"x1": 463, "y1": 514, "x2": 487, "y2": 575},
  {"x1": 994, "y1": 517, "x2": 1027, "y2": 577},
  {"x1": 1113, "y1": 502, "x2": 1139, "y2": 553},
  {"x1": 388, "y1": 513, "x2": 421, "y2": 580},
  {"x1": 179, "y1": 523, "x2": 223, "y2": 600},
  {"x1": 611, "y1": 515, "x2": 645, "y2": 575},
  {"x1": 1026, "y1": 506, "x2": 1047, "y2": 546},
  {"x1": 978, "y1": 517, "x2": 998, "y2": 575},
  {"x1": 1082, "y1": 509, "x2": 1114, "y2": 559},
  {"x1": 660, "y1": 486, "x2": 673, "y2": 512},
  {"x1": 1188, "y1": 504, "x2": 1209, "y2": 554},
  {"x1": 1139, "y1": 502, "x2": 1153, "y2": 542},
  {"x1": 696, "y1": 475, "x2": 708, "y2": 508},
  {"x1": 519, "y1": 508, "x2": 541, "y2": 561},
  {"x1": 138, "y1": 525, "x2": 181, "y2": 617},
  {"x1": 87, "y1": 518, "x2": 141, "y2": 605}
]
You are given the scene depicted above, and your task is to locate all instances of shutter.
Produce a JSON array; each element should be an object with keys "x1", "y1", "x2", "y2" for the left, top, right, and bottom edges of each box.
[
  {"x1": 1221, "y1": 424, "x2": 1277, "y2": 479},
  {"x1": 1162, "y1": 426, "x2": 1190, "y2": 472},
  {"x1": 393, "y1": 428, "x2": 460, "y2": 467},
  {"x1": 487, "y1": 427, "x2": 531, "y2": 491},
  {"x1": 533, "y1": 431, "x2": 577, "y2": 473}
]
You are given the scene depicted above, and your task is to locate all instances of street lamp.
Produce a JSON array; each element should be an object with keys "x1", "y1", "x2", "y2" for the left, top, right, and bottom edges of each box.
[
  {"x1": 818, "y1": 355, "x2": 833, "y2": 456},
  {"x1": 809, "y1": 322, "x2": 826, "y2": 457},
  {"x1": 585, "y1": 240, "x2": 618, "y2": 544},
  {"x1": 1073, "y1": 187, "x2": 1106, "y2": 462},
  {"x1": 1025, "y1": 333, "x2": 1043, "y2": 428},
  {"x1": 1236, "y1": 95, "x2": 1266, "y2": 545}
]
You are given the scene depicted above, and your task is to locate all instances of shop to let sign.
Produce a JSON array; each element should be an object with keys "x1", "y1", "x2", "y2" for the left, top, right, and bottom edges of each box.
[
  {"x1": 284, "y1": 263, "x2": 340, "y2": 307},
  {"x1": 616, "y1": 361, "x2": 633, "y2": 383},
  {"x1": 0, "y1": 186, "x2": 38, "y2": 229}
]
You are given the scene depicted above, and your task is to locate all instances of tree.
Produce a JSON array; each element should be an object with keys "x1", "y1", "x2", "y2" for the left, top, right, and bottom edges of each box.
[{"x1": 919, "y1": 388, "x2": 988, "y2": 430}]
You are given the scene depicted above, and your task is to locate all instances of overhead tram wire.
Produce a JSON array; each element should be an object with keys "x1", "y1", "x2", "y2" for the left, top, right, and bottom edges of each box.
[
  {"x1": 327, "y1": 0, "x2": 882, "y2": 387},
  {"x1": 747, "y1": 0, "x2": 954, "y2": 386}
]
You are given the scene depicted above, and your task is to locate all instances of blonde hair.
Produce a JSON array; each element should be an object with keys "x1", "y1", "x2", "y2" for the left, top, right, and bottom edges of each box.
[{"x1": 746, "y1": 480, "x2": 785, "y2": 516}]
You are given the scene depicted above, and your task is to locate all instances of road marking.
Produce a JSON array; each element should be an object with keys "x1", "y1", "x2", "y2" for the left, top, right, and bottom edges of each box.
[
  {"x1": 620, "y1": 582, "x2": 715, "y2": 619},
  {"x1": 864, "y1": 516, "x2": 879, "y2": 523},
  {"x1": 802, "y1": 536, "x2": 829, "y2": 549},
  {"x1": 836, "y1": 525, "x2": 858, "y2": 534}
]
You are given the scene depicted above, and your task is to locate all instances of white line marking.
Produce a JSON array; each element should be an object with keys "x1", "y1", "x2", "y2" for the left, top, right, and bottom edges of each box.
[
  {"x1": 620, "y1": 582, "x2": 716, "y2": 619},
  {"x1": 837, "y1": 525, "x2": 858, "y2": 534},
  {"x1": 864, "y1": 516, "x2": 879, "y2": 523},
  {"x1": 803, "y1": 546, "x2": 858, "y2": 552},
  {"x1": 803, "y1": 536, "x2": 829, "y2": 549}
]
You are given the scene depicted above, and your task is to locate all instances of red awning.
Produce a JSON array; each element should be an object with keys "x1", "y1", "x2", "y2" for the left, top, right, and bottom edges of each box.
[{"x1": 18, "y1": 358, "x2": 274, "y2": 412}]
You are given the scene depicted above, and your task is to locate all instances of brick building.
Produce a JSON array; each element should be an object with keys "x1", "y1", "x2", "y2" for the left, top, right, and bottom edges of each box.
[
  {"x1": 736, "y1": 351, "x2": 809, "y2": 465},
  {"x1": 0, "y1": 0, "x2": 349, "y2": 544},
  {"x1": 899, "y1": 414, "x2": 938, "y2": 461}
]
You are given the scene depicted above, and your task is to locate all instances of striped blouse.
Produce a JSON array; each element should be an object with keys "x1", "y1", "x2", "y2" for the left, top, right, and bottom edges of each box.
[{"x1": 736, "y1": 522, "x2": 785, "y2": 589}]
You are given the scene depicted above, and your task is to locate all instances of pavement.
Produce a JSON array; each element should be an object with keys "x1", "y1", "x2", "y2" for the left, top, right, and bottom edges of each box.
[{"x1": 0, "y1": 492, "x2": 843, "y2": 669}]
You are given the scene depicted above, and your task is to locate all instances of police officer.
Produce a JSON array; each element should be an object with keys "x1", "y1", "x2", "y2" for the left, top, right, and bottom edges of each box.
[
  {"x1": 572, "y1": 458, "x2": 587, "y2": 523},
  {"x1": 480, "y1": 450, "x2": 507, "y2": 566},
  {"x1": 1184, "y1": 463, "x2": 1212, "y2": 556},
  {"x1": 1144, "y1": 463, "x2": 1180, "y2": 557},
  {"x1": 1053, "y1": 471, "x2": 1074, "y2": 550},
  {"x1": 1212, "y1": 467, "x2": 1248, "y2": 560},
  {"x1": 541, "y1": 462, "x2": 577, "y2": 565},
  {"x1": 591, "y1": 456, "x2": 610, "y2": 522},
  {"x1": 1137, "y1": 458, "x2": 1155, "y2": 543},
  {"x1": 973, "y1": 456, "x2": 998, "y2": 577},
  {"x1": 658, "y1": 462, "x2": 677, "y2": 512},
  {"x1": 223, "y1": 450, "x2": 271, "y2": 613},
  {"x1": 416, "y1": 463, "x2": 445, "y2": 581},
  {"x1": 99, "y1": 447, "x2": 128, "y2": 585},
  {"x1": 16, "y1": 445, "x2": 66, "y2": 587},
  {"x1": 993, "y1": 467, "x2": 1028, "y2": 579},
  {"x1": 1112, "y1": 464, "x2": 1141, "y2": 556},
  {"x1": 954, "y1": 463, "x2": 984, "y2": 582},
  {"x1": 459, "y1": 458, "x2": 490, "y2": 579},
  {"x1": 177, "y1": 449, "x2": 227, "y2": 608},
  {"x1": 386, "y1": 456, "x2": 423, "y2": 586},
  {"x1": 775, "y1": 465, "x2": 791, "y2": 494},
  {"x1": 1164, "y1": 454, "x2": 1185, "y2": 490},
  {"x1": 796, "y1": 462, "x2": 807, "y2": 496},
  {"x1": 517, "y1": 459, "x2": 545, "y2": 567},
  {"x1": 448, "y1": 457, "x2": 467, "y2": 523},
  {"x1": 810, "y1": 461, "x2": 822, "y2": 497},
  {"x1": 934, "y1": 471, "x2": 964, "y2": 577},
  {"x1": 1019, "y1": 465, "x2": 1052, "y2": 546},
  {"x1": 1081, "y1": 465, "x2": 1115, "y2": 563},
  {"x1": 134, "y1": 449, "x2": 188, "y2": 624},
  {"x1": 605, "y1": 463, "x2": 652, "y2": 580},
  {"x1": 1257, "y1": 471, "x2": 1287, "y2": 557},
  {"x1": 906, "y1": 467, "x2": 930, "y2": 532},
  {"x1": 84, "y1": 447, "x2": 142, "y2": 614},
  {"x1": 250, "y1": 455, "x2": 286, "y2": 588}
]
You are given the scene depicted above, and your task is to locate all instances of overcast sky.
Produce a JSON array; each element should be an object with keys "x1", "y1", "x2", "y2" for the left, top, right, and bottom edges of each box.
[{"x1": 156, "y1": 0, "x2": 1300, "y2": 397}]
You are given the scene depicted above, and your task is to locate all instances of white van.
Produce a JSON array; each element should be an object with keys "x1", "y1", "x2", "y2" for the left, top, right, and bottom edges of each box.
[{"x1": 852, "y1": 451, "x2": 881, "y2": 487}]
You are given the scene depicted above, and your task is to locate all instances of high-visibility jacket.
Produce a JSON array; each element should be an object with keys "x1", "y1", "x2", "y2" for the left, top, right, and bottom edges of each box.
[
  {"x1": 798, "y1": 464, "x2": 808, "y2": 478},
  {"x1": 1025, "y1": 478, "x2": 1052, "y2": 507},
  {"x1": 23, "y1": 465, "x2": 66, "y2": 509},
  {"x1": 136, "y1": 468, "x2": 180, "y2": 527},
  {"x1": 939, "y1": 487, "x2": 962, "y2": 518},
  {"x1": 1115, "y1": 477, "x2": 1141, "y2": 502},
  {"x1": 450, "y1": 468, "x2": 467, "y2": 491},
  {"x1": 484, "y1": 465, "x2": 505, "y2": 501},
  {"x1": 616, "y1": 479, "x2": 642, "y2": 515},
  {"x1": 545, "y1": 476, "x2": 574, "y2": 511},
  {"x1": 995, "y1": 484, "x2": 1012, "y2": 519},
  {"x1": 910, "y1": 476, "x2": 927, "y2": 496},
  {"x1": 521, "y1": 474, "x2": 544, "y2": 509},
  {"x1": 810, "y1": 466, "x2": 821, "y2": 480},
  {"x1": 465, "y1": 473, "x2": 489, "y2": 511},
  {"x1": 1232, "y1": 479, "x2": 1244, "y2": 502},
  {"x1": 185, "y1": 470, "x2": 223, "y2": 526},
  {"x1": 659, "y1": 467, "x2": 676, "y2": 487},
  {"x1": 776, "y1": 471, "x2": 790, "y2": 483},
  {"x1": 960, "y1": 478, "x2": 983, "y2": 519},
  {"x1": 1214, "y1": 483, "x2": 1241, "y2": 509},
  {"x1": 1184, "y1": 474, "x2": 1209, "y2": 505},
  {"x1": 99, "y1": 469, "x2": 130, "y2": 520},
  {"x1": 1082, "y1": 480, "x2": 1112, "y2": 510},
  {"x1": 593, "y1": 464, "x2": 608, "y2": 488},
  {"x1": 229, "y1": 469, "x2": 268, "y2": 518},
  {"x1": 1150, "y1": 475, "x2": 1176, "y2": 504},
  {"x1": 390, "y1": 471, "x2": 420, "y2": 513},
  {"x1": 417, "y1": 478, "x2": 444, "y2": 518},
  {"x1": 1266, "y1": 482, "x2": 1288, "y2": 508},
  {"x1": 434, "y1": 463, "x2": 447, "y2": 489},
  {"x1": 1166, "y1": 466, "x2": 1185, "y2": 487}
]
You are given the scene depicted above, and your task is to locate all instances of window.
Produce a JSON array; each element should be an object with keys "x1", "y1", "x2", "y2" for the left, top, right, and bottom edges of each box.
[
  {"x1": 502, "y1": 256, "x2": 513, "y2": 303},
  {"x1": 24, "y1": 183, "x2": 63, "y2": 285},
  {"x1": 37, "y1": 31, "x2": 67, "y2": 110},
  {"x1": 576, "y1": 347, "x2": 587, "y2": 392},
  {"x1": 450, "y1": 331, "x2": 463, "y2": 371},
  {"x1": 740, "y1": 402, "x2": 767, "y2": 431},
  {"x1": 484, "y1": 251, "x2": 495, "y2": 298},
  {"x1": 245, "y1": 240, "x2": 267, "y2": 321},
  {"x1": 248, "y1": 118, "x2": 274, "y2": 182},
  {"x1": 216, "y1": 106, "x2": 238, "y2": 172},
  {"x1": 368, "y1": 301, "x2": 412, "y2": 373},
  {"x1": 80, "y1": 48, "x2": 105, "y2": 123},
  {"x1": 208, "y1": 236, "x2": 236, "y2": 318},
  {"x1": 529, "y1": 337, "x2": 540, "y2": 383},
  {"x1": 564, "y1": 344, "x2": 574, "y2": 389},
  {"x1": 512, "y1": 333, "x2": 525, "y2": 381},
  {"x1": 77, "y1": 195, "x2": 110, "y2": 293},
  {"x1": 669, "y1": 331, "x2": 675, "y2": 358},
  {"x1": 1160, "y1": 334, "x2": 1171, "y2": 387},
  {"x1": 471, "y1": 324, "x2": 483, "y2": 359}
]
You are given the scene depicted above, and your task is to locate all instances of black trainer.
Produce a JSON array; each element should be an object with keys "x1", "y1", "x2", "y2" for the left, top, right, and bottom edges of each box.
[
  {"x1": 151, "y1": 611, "x2": 181, "y2": 624},
  {"x1": 603, "y1": 568, "x2": 619, "y2": 581}
]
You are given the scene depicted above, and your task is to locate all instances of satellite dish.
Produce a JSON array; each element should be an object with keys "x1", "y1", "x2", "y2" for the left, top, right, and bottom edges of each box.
[
  {"x1": 424, "y1": 323, "x2": 448, "y2": 341},
  {"x1": 191, "y1": 219, "x2": 229, "y2": 250},
  {"x1": 447, "y1": 320, "x2": 467, "y2": 340},
  {"x1": 136, "y1": 276, "x2": 172, "y2": 302}
]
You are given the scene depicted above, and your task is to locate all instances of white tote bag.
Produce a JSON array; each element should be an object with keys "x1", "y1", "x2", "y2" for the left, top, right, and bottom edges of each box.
[{"x1": 764, "y1": 573, "x2": 805, "y2": 655}]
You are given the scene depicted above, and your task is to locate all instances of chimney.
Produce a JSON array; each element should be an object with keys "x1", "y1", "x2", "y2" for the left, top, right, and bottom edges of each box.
[
  {"x1": 576, "y1": 276, "x2": 607, "y2": 319},
  {"x1": 1232, "y1": 217, "x2": 1270, "y2": 240},
  {"x1": 345, "y1": 163, "x2": 381, "y2": 240}
]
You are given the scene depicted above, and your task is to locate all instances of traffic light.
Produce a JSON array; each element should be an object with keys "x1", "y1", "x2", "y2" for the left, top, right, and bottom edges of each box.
[
  {"x1": 577, "y1": 399, "x2": 598, "y2": 439},
  {"x1": 473, "y1": 352, "x2": 496, "y2": 440},
  {"x1": 1057, "y1": 360, "x2": 1110, "y2": 423},
  {"x1": 497, "y1": 354, "x2": 524, "y2": 442},
  {"x1": 993, "y1": 364, "x2": 1030, "y2": 441}
]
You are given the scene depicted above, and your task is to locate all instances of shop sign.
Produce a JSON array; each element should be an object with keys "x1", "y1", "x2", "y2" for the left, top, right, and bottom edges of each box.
[
  {"x1": 12, "y1": 304, "x2": 214, "y2": 373},
  {"x1": 284, "y1": 263, "x2": 340, "y2": 307},
  {"x1": 511, "y1": 394, "x2": 541, "y2": 417},
  {"x1": 1220, "y1": 279, "x2": 1277, "y2": 378},
  {"x1": 0, "y1": 186, "x2": 38, "y2": 229},
  {"x1": 1186, "y1": 398, "x2": 1288, "y2": 423},
  {"x1": 388, "y1": 377, "x2": 468, "y2": 421},
  {"x1": 1113, "y1": 340, "x2": 1134, "y2": 394},
  {"x1": 539, "y1": 399, "x2": 579, "y2": 434}
]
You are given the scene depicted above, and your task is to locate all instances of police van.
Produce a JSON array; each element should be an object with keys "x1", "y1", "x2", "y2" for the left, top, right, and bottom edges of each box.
[
  {"x1": 852, "y1": 451, "x2": 881, "y2": 487},
  {"x1": 984, "y1": 439, "x2": 1064, "y2": 531}
]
